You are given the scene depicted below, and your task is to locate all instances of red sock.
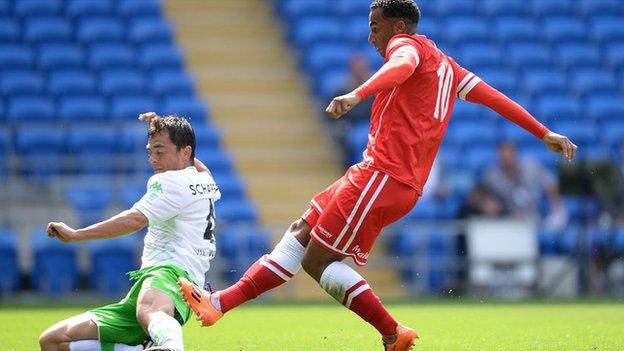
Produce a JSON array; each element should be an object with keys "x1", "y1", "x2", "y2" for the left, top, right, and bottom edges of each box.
[
  {"x1": 344, "y1": 281, "x2": 398, "y2": 336},
  {"x1": 219, "y1": 255, "x2": 292, "y2": 313}
]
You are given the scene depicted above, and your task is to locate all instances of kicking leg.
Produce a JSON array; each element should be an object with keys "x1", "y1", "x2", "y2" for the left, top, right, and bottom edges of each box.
[
  {"x1": 180, "y1": 219, "x2": 309, "y2": 326},
  {"x1": 302, "y1": 240, "x2": 417, "y2": 351},
  {"x1": 136, "y1": 288, "x2": 183, "y2": 351}
]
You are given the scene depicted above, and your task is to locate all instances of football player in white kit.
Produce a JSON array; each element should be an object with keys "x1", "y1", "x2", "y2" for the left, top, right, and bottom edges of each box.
[{"x1": 39, "y1": 113, "x2": 220, "y2": 351}]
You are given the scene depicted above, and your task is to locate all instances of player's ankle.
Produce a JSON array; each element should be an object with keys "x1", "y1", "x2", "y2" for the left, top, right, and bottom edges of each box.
[
  {"x1": 382, "y1": 333, "x2": 398, "y2": 344},
  {"x1": 211, "y1": 292, "x2": 222, "y2": 312}
]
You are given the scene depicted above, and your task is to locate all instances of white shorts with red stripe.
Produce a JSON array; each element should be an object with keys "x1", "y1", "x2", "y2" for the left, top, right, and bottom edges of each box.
[{"x1": 302, "y1": 164, "x2": 419, "y2": 266}]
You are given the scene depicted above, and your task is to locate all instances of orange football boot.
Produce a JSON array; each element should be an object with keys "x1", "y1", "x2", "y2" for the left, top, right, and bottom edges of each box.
[
  {"x1": 383, "y1": 325, "x2": 419, "y2": 351},
  {"x1": 177, "y1": 277, "x2": 223, "y2": 327}
]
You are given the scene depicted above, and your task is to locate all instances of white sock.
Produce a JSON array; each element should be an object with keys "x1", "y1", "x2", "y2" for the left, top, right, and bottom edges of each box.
[
  {"x1": 69, "y1": 340, "x2": 142, "y2": 351},
  {"x1": 147, "y1": 311, "x2": 184, "y2": 351},
  {"x1": 266, "y1": 231, "x2": 306, "y2": 274},
  {"x1": 212, "y1": 232, "x2": 306, "y2": 311},
  {"x1": 320, "y1": 261, "x2": 370, "y2": 307}
]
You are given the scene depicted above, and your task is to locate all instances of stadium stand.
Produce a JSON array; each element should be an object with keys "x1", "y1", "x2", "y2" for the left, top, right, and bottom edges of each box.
[{"x1": 0, "y1": 0, "x2": 266, "y2": 295}]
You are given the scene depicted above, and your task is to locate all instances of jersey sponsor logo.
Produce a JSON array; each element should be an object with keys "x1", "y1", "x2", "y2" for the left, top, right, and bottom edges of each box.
[
  {"x1": 351, "y1": 245, "x2": 369, "y2": 261},
  {"x1": 189, "y1": 183, "x2": 219, "y2": 196},
  {"x1": 147, "y1": 181, "x2": 163, "y2": 201},
  {"x1": 317, "y1": 224, "x2": 333, "y2": 239}
]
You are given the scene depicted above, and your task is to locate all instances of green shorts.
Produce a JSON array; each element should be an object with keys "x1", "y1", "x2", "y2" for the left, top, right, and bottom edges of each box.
[{"x1": 89, "y1": 264, "x2": 195, "y2": 349}]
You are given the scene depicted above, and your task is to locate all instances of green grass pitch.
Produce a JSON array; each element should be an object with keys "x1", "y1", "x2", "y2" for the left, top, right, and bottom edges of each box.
[{"x1": 1, "y1": 302, "x2": 623, "y2": 350}]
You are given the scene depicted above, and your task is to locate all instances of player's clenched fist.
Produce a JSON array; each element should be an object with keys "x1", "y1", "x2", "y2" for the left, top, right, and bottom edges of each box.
[
  {"x1": 325, "y1": 92, "x2": 361, "y2": 119},
  {"x1": 47, "y1": 222, "x2": 79, "y2": 243}
]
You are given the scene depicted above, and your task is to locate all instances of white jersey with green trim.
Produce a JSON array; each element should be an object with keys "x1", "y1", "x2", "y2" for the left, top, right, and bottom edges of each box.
[{"x1": 132, "y1": 166, "x2": 220, "y2": 287}]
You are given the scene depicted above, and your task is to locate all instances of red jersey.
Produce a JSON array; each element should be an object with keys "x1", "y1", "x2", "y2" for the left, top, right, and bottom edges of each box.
[{"x1": 357, "y1": 34, "x2": 468, "y2": 194}]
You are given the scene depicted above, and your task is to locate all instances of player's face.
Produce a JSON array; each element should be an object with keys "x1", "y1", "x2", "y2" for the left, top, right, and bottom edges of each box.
[
  {"x1": 368, "y1": 8, "x2": 399, "y2": 57},
  {"x1": 146, "y1": 130, "x2": 190, "y2": 173}
]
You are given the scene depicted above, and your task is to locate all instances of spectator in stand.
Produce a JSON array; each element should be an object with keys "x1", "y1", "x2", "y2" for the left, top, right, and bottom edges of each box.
[{"x1": 482, "y1": 141, "x2": 568, "y2": 231}]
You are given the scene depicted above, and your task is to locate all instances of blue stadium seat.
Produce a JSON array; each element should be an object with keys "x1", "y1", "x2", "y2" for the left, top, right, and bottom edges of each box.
[
  {"x1": 138, "y1": 44, "x2": 184, "y2": 70},
  {"x1": 317, "y1": 68, "x2": 350, "y2": 99},
  {"x1": 101, "y1": 69, "x2": 146, "y2": 95},
  {"x1": 493, "y1": 16, "x2": 538, "y2": 42},
  {"x1": 7, "y1": 95, "x2": 56, "y2": 123},
  {"x1": 457, "y1": 43, "x2": 503, "y2": 70},
  {"x1": 129, "y1": 18, "x2": 173, "y2": 44},
  {"x1": 111, "y1": 94, "x2": 158, "y2": 121},
  {"x1": 0, "y1": 18, "x2": 19, "y2": 42},
  {"x1": 14, "y1": 0, "x2": 62, "y2": 16},
  {"x1": 217, "y1": 199, "x2": 258, "y2": 223},
  {"x1": 538, "y1": 228, "x2": 560, "y2": 255},
  {"x1": 590, "y1": 15, "x2": 624, "y2": 42},
  {"x1": 447, "y1": 120, "x2": 498, "y2": 148},
  {"x1": 119, "y1": 181, "x2": 146, "y2": 208},
  {"x1": 68, "y1": 125, "x2": 118, "y2": 154},
  {"x1": 603, "y1": 41, "x2": 624, "y2": 68},
  {"x1": 521, "y1": 69, "x2": 568, "y2": 96},
  {"x1": 67, "y1": 182, "x2": 114, "y2": 225},
  {"x1": 507, "y1": 42, "x2": 552, "y2": 68},
  {"x1": 404, "y1": 197, "x2": 439, "y2": 220},
  {"x1": 530, "y1": 0, "x2": 574, "y2": 17},
  {"x1": 586, "y1": 95, "x2": 624, "y2": 123},
  {"x1": 559, "y1": 223, "x2": 581, "y2": 254},
  {"x1": 0, "y1": 229, "x2": 20, "y2": 293},
  {"x1": 66, "y1": 0, "x2": 114, "y2": 17},
  {"x1": 417, "y1": 17, "x2": 440, "y2": 39},
  {"x1": 481, "y1": 0, "x2": 528, "y2": 17},
  {"x1": 292, "y1": 17, "x2": 343, "y2": 47},
  {"x1": 0, "y1": 127, "x2": 9, "y2": 154},
  {"x1": 474, "y1": 68, "x2": 516, "y2": 94},
  {"x1": 195, "y1": 148, "x2": 235, "y2": 175},
  {"x1": 521, "y1": 144, "x2": 559, "y2": 167},
  {"x1": 304, "y1": 43, "x2": 351, "y2": 75},
  {"x1": 576, "y1": 0, "x2": 622, "y2": 17},
  {"x1": 58, "y1": 95, "x2": 107, "y2": 122},
  {"x1": 0, "y1": 44, "x2": 34, "y2": 69},
  {"x1": 465, "y1": 145, "x2": 498, "y2": 170},
  {"x1": 0, "y1": 70, "x2": 45, "y2": 96},
  {"x1": 217, "y1": 224, "x2": 271, "y2": 281},
  {"x1": 15, "y1": 125, "x2": 65, "y2": 154},
  {"x1": 336, "y1": 0, "x2": 370, "y2": 18},
  {"x1": 0, "y1": 0, "x2": 9, "y2": 14},
  {"x1": 88, "y1": 235, "x2": 137, "y2": 297},
  {"x1": 534, "y1": 94, "x2": 582, "y2": 122},
  {"x1": 194, "y1": 125, "x2": 221, "y2": 149},
  {"x1": 88, "y1": 43, "x2": 135, "y2": 69},
  {"x1": 444, "y1": 16, "x2": 489, "y2": 43},
  {"x1": 556, "y1": 43, "x2": 601, "y2": 70},
  {"x1": 615, "y1": 227, "x2": 624, "y2": 254},
  {"x1": 24, "y1": 17, "x2": 71, "y2": 43},
  {"x1": 30, "y1": 228, "x2": 79, "y2": 296},
  {"x1": 452, "y1": 101, "x2": 481, "y2": 122},
  {"x1": 432, "y1": 0, "x2": 478, "y2": 17},
  {"x1": 211, "y1": 171, "x2": 245, "y2": 200},
  {"x1": 38, "y1": 43, "x2": 86, "y2": 70},
  {"x1": 77, "y1": 17, "x2": 124, "y2": 43},
  {"x1": 48, "y1": 70, "x2": 97, "y2": 96},
  {"x1": 390, "y1": 228, "x2": 426, "y2": 256},
  {"x1": 501, "y1": 122, "x2": 537, "y2": 146},
  {"x1": 542, "y1": 17, "x2": 587, "y2": 43},
  {"x1": 117, "y1": 0, "x2": 162, "y2": 18},
  {"x1": 571, "y1": 68, "x2": 617, "y2": 96},
  {"x1": 551, "y1": 120, "x2": 597, "y2": 145},
  {"x1": 151, "y1": 70, "x2": 195, "y2": 97},
  {"x1": 118, "y1": 124, "x2": 148, "y2": 153},
  {"x1": 346, "y1": 121, "x2": 369, "y2": 164},
  {"x1": 344, "y1": 15, "x2": 370, "y2": 45},
  {"x1": 280, "y1": 0, "x2": 330, "y2": 21},
  {"x1": 162, "y1": 97, "x2": 209, "y2": 123}
]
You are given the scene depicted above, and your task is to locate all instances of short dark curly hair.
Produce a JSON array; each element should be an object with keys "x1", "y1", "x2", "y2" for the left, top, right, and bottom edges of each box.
[
  {"x1": 371, "y1": 0, "x2": 421, "y2": 31},
  {"x1": 148, "y1": 115, "x2": 196, "y2": 162}
]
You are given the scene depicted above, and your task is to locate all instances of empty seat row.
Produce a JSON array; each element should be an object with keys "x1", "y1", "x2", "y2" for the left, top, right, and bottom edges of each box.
[
  {"x1": 0, "y1": 43, "x2": 184, "y2": 70},
  {"x1": 0, "y1": 95, "x2": 209, "y2": 123},
  {"x1": 0, "y1": 16, "x2": 172, "y2": 44},
  {"x1": 0, "y1": 0, "x2": 162, "y2": 18},
  {"x1": 0, "y1": 69, "x2": 194, "y2": 97}
]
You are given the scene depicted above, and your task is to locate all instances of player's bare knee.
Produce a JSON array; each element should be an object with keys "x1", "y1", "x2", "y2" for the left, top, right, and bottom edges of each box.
[
  {"x1": 288, "y1": 219, "x2": 312, "y2": 246},
  {"x1": 38, "y1": 330, "x2": 60, "y2": 351}
]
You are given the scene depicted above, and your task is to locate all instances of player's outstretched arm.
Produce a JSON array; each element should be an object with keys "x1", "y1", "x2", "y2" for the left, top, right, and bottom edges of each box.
[
  {"x1": 47, "y1": 208, "x2": 148, "y2": 243},
  {"x1": 459, "y1": 73, "x2": 577, "y2": 162}
]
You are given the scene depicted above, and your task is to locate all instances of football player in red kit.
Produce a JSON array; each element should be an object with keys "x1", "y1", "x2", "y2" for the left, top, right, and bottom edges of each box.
[{"x1": 179, "y1": 1, "x2": 577, "y2": 350}]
